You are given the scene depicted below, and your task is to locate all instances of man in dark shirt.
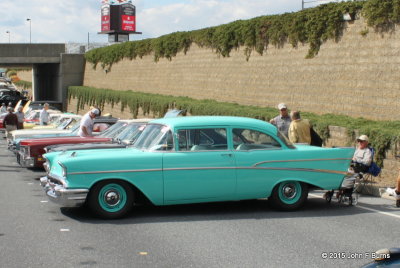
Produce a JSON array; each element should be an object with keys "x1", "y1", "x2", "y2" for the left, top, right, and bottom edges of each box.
[{"x1": 3, "y1": 107, "x2": 18, "y2": 142}]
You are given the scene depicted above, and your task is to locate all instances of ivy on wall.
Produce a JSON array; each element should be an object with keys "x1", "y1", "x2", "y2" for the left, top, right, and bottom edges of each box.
[
  {"x1": 85, "y1": 0, "x2": 397, "y2": 68},
  {"x1": 69, "y1": 86, "x2": 400, "y2": 167}
]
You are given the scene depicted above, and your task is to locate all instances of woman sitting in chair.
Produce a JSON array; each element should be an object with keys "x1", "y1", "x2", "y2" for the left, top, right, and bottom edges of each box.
[{"x1": 352, "y1": 135, "x2": 372, "y2": 173}]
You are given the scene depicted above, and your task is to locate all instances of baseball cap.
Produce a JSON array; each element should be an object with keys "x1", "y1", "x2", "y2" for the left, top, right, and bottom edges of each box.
[
  {"x1": 91, "y1": 108, "x2": 100, "y2": 115},
  {"x1": 357, "y1": 135, "x2": 369, "y2": 142},
  {"x1": 278, "y1": 103, "x2": 287, "y2": 110}
]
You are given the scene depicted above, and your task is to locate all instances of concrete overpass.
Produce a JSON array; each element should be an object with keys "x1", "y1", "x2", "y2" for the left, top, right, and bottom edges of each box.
[{"x1": 0, "y1": 44, "x2": 85, "y2": 110}]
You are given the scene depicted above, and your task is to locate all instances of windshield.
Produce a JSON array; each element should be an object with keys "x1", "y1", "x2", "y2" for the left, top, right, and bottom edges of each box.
[
  {"x1": 116, "y1": 123, "x2": 146, "y2": 144},
  {"x1": 70, "y1": 121, "x2": 81, "y2": 135},
  {"x1": 99, "y1": 121, "x2": 128, "y2": 138},
  {"x1": 133, "y1": 124, "x2": 173, "y2": 151},
  {"x1": 56, "y1": 117, "x2": 80, "y2": 130}
]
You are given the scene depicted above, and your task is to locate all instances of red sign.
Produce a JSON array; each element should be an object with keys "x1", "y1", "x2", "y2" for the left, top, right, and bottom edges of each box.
[
  {"x1": 101, "y1": 5, "x2": 110, "y2": 32},
  {"x1": 121, "y1": 15, "x2": 135, "y2": 31}
]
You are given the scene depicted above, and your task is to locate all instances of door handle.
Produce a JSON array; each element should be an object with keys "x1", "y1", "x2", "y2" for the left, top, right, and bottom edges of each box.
[{"x1": 221, "y1": 153, "x2": 233, "y2": 157}]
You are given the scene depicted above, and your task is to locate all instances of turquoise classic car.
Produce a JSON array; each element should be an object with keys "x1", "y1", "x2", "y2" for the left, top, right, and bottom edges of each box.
[{"x1": 40, "y1": 116, "x2": 354, "y2": 219}]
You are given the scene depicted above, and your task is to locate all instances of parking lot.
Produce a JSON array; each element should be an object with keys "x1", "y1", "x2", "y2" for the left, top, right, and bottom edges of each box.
[{"x1": 1, "y1": 134, "x2": 399, "y2": 268}]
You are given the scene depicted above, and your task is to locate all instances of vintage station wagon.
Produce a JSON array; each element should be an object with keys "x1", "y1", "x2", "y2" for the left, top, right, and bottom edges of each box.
[{"x1": 40, "y1": 116, "x2": 354, "y2": 219}]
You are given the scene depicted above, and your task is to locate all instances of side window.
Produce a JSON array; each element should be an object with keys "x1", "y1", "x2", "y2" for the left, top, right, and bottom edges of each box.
[
  {"x1": 233, "y1": 128, "x2": 281, "y2": 150},
  {"x1": 177, "y1": 128, "x2": 228, "y2": 151}
]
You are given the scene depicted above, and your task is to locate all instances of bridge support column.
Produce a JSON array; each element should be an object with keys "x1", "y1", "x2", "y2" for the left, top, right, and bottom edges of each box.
[{"x1": 59, "y1": 54, "x2": 85, "y2": 111}]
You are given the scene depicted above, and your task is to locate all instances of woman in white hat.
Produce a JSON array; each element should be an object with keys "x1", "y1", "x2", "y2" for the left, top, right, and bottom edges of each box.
[{"x1": 352, "y1": 135, "x2": 372, "y2": 173}]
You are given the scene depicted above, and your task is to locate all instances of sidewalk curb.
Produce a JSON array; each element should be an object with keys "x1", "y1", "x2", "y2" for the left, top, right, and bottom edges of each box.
[{"x1": 358, "y1": 184, "x2": 397, "y2": 201}]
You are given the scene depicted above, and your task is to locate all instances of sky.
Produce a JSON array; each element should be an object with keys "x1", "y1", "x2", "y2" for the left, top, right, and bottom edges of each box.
[{"x1": 0, "y1": 0, "x2": 339, "y2": 44}]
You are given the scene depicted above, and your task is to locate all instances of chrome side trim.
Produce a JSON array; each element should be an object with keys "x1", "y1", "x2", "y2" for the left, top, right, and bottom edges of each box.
[
  {"x1": 253, "y1": 158, "x2": 352, "y2": 167},
  {"x1": 243, "y1": 167, "x2": 348, "y2": 175},
  {"x1": 68, "y1": 166, "x2": 347, "y2": 176},
  {"x1": 69, "y1": 168, "x2": 163, "y2": 175}
]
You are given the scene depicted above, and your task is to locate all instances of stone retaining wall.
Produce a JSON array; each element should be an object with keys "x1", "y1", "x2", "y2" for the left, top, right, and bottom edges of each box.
[{"x1": 83, "y1": 18, "x2": 400, "y2": 121}]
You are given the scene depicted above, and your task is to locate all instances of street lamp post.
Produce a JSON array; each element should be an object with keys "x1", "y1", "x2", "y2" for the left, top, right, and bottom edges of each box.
[
  {"x1": 6, "y1": 31, "x2": 10, "y2": 43},
  {"x1": 26, "y1": 18, "x2": 31, "y2": 43}
]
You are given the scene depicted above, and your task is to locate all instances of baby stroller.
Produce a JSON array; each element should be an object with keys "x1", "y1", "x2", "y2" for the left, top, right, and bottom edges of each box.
[{"x1": 324, "y1": 172, "x2": 362, "y2": 206}]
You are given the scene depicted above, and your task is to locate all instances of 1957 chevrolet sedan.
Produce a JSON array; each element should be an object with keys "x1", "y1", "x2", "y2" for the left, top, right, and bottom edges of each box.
[{"x1": 40, "y1": 116, "x2": 354, "y2": 219}]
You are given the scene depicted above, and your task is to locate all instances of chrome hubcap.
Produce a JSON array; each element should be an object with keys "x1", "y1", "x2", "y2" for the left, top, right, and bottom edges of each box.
[
  {"x1": 105, "y1": 191, "x2": 120, "y2": 206},
  {"x1": 283, "y1": 184, "x2": 297, "y2": 199}
]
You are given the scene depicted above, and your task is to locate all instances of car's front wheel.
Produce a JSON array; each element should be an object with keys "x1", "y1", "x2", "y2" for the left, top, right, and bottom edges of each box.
[
  {"x1": 88, "y1": 180, "x2": 134, "y2": 219},
  {"x1": 269, "y1": 181, "x2": 308, "y2": 211}
]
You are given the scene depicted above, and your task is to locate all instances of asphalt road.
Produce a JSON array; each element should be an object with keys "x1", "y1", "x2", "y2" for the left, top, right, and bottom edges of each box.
[{"x1": 0, "y1": 136, "x2": 399, "y2": 268}]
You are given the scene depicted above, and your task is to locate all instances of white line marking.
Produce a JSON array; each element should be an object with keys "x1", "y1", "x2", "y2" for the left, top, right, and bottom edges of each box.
[
  {"x1": 309, "y1": 193, "x2": 400, "y2": 220},
  {"x1": 40, "y1": 200, "x2": 48, "y2": 203},
  {"x1": 60, "y1": 229, "x2": 70, "y2": 232},
  {"x1": 27, "y1": 182, "x2": 34, "y2": 185}
]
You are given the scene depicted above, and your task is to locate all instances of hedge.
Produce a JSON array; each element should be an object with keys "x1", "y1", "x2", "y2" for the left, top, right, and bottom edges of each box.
[{"x1": 69, "y1": 85, "x2": 400, "y2": 167}]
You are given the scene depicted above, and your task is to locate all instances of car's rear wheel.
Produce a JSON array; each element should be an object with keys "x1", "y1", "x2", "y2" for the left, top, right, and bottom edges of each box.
[
  {"x1": 269, "y1": 181, "x2": 308, "y2": 211},
  {"x1": 88, "y1": 180, "x2": 134, "y2": 219}
]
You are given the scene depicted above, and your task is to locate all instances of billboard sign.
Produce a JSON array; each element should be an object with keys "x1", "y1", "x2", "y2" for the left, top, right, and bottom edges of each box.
[
  {"x1": 100, "y1": 0, "x2": 138, "y2": 37},
  {"x1": 102, "y1": 0, "x2": 132, "y2": 5},
  {"x1": 101, "y1": 5, "x2": 110, "y2": 32},
  {"x1": 121, "y1": 4, "x2": 136, "y2": 32}
]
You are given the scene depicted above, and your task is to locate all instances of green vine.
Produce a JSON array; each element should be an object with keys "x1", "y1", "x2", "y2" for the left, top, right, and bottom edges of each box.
[
  {"x1": 14, "y1": 80, "x2": 32, "y2": 89},
  {"x1": 69, "y1": 86, "x2": 400, "y2": 167},
  {"x1": 84, "y1": 0, "x2": 400, "y2": 69}
]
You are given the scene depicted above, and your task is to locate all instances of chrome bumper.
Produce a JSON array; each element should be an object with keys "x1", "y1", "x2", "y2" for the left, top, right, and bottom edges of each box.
[
  {"x1": 40, "y1": 176, "x2": 89, "y2": 207},
  {"x1": 18, "y1": 152, "x2": 35, "y2": 168}
]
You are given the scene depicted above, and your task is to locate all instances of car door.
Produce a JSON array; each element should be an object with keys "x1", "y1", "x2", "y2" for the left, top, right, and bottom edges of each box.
[
  {"x1": 232, "y1": 128, "x2": 288, "y2": 199},
  {"x1": 163, "y1": 127, "x2": 237, "y2": 204}
]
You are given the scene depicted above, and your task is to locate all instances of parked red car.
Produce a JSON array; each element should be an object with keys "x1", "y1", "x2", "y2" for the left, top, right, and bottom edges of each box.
[
  {"x1": 0, "y1": 113, "x2": 5, "y2": 132},
  {"x1": 18, "y1": 117, "x2": 119, "y2": 168}
]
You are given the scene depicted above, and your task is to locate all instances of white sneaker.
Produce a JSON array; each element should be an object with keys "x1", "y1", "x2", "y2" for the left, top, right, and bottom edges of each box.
[
  {"x1": 386, "y1": 188, "x2": 400, "y2": 199},
  {"x1": 387, "y1": 188, "x2": 396, "y2": 196}
]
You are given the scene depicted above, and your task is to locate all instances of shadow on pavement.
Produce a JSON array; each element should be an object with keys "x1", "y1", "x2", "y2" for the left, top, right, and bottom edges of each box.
[{"x1": 59, "y1": 196, "x2": 389, "y2": 225}]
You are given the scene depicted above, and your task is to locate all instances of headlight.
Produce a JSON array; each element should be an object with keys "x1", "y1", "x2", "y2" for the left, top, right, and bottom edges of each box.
[
  {"x1": 43, "y1": 156, "x2": 50, "y2": 173},
  {"x1": 20, "y1": 146, "x2": 30, "y2": 156},
  {"x1": 58, "y1": 161, "x2": 67, "y2": 178}
]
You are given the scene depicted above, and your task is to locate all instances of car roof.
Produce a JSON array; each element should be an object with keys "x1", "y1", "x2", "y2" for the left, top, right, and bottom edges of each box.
[{"x1": 150, "y1": 116, "x2": 277, "y2": 132}]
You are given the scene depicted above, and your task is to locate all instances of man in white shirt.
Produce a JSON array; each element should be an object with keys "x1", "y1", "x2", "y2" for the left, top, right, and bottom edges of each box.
[
  {"x1": 0, "y1": 103, "x2": 6, "y2": 114},
  {"x1": 78, "y1": 108, "x2": 100, "y2": 137},
  {"x1": 39, "y1": 103, "x2": 50, "y2": 125}
]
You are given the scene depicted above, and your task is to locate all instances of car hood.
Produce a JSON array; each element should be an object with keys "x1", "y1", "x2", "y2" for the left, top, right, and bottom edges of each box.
[
  {"x1": 46, "y1": 147, "x2": 146, "y2": 174},
  {"x1": 13, "y1": 129, "x2": 69, "y2": 138}
]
